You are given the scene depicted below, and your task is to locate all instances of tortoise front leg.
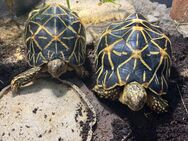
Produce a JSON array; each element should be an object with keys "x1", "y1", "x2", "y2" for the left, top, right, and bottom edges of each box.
[
  {"x1": 11, "y1": 66, "x2": 42, "y2": 93},
  {"x1": 74, "y1": 65, "x2": 89, "y2": 78},
  {"x1": 147, "y1": 94, "x2": 168, "y2": 113},
  {"x1": 93, "y1": 85, "x2": 121, "y2": 100}
]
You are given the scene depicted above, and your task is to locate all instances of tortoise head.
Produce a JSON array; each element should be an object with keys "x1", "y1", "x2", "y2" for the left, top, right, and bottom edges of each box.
[
  {"x1": 119, "y1": 82, "x2": 147, "y2": 111},
  {"x1": 47, "y1": 59, "x2": 67, "y2": 78}
]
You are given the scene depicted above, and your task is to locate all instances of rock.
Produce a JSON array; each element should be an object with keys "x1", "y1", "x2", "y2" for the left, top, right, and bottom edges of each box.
[
  {"x1": 0, "y1": 78, "x2": 96, "y2": 141},
  {"x1": 132, "y1": 0, "x2": 180, "y2": 36},
  {"x1": 170, "y1": 0, "x2": 188, "y2": 38},
  {"x1": 156, "y1": 4, "x2": 167, "y2": 11},
  {"x1": 177, "y1": 24, "x2": 188, "y2": 38},
  {"x1": 180, "y1": 68, "x2": 188, "y2": 78},
  {"x1": 46, "y1": 0, "x2": 135, "y2": 24},
  {"x1": 170, "y1": 0, "x2": 188, "y2": 22},
  {"x1": 153, "y1": 11, "x2": 160, "y2": 17},
  {"x1": 147, "y1": 15, "x2": 159, "y2": 23}
]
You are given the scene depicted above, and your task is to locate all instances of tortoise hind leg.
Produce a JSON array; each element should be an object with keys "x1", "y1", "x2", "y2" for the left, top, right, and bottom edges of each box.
[
  {"x1": 11, "y1": 66, "x2": 42, "y2": 93},
  {"x1": 147, "y1": 94, "x2": 168, "y2": 113}
]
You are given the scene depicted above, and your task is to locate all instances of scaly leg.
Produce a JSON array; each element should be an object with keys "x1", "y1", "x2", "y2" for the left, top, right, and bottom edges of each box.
[
  {"x1": 93, "y1": 85, "x2": 121, "y2": 100},
  {"x1": 11, "y1": 66, "x2": 42, "y2": 93},
  {"x1": 147, "y1": 94, "x2": 168, "y2": 113},
  {"x1": 74, "y1": 65, "x2": 89, "y2": 78}
]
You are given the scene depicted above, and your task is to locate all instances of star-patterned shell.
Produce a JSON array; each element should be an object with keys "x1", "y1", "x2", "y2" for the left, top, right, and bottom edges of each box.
[
  {"x1": 95, "y1": 13, "x2": 172, "y2": 96},
  {"x1": 25, "y1": 4, "x2": 86, "y2": 67}
]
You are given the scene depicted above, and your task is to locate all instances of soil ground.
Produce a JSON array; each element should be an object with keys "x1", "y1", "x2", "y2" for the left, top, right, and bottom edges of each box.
[{"x1": 0, "y1": 10, "x2": 188, "y2": 141}]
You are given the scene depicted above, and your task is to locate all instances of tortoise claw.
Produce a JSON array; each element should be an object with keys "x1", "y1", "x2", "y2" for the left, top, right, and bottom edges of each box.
[{"x1": 10, "y1": 79, "x2": 19, "y2": 94}]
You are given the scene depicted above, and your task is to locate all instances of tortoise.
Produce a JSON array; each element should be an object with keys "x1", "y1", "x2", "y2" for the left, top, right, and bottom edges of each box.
[
  {"x1": 93, "y1": 13, "x2": 172, "y2": 112},
  {"x1": 11, "y1": 3, "x2": 87, "y2": 93}
]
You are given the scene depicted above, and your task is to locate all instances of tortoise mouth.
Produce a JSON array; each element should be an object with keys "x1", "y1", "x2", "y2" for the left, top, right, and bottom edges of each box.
[
  {"x1": 126, "y1": 99, "x2": 146, "y2": 111},
  {"x1": 49, "y1": 65, "x2": 67, "y2": 78},
  {"x1": 50, "y1": 71, "x2": 64, "y2": 78}
]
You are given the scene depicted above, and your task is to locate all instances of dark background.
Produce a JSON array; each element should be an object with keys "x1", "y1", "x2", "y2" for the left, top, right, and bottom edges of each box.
[{"x1": 151, "y1": 0, "x2": 173, "y2": 7}]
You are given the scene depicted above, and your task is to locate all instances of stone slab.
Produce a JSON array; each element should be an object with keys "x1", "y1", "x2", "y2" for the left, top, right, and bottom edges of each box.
[{"x1": 0, "y1": 78, "x2": 96, "y2": 141}]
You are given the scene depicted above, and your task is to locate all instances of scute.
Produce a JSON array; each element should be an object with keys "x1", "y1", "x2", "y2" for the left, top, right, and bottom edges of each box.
[
  {"x1": 126, "y1": 13, "x2": 147, "y2": 21},
  {"x1": 95, "y1": 13, "x2": 172, "y2": 95},
  {"x1": 25, "y1": 4, "x2": 86, "y2": 67}
]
